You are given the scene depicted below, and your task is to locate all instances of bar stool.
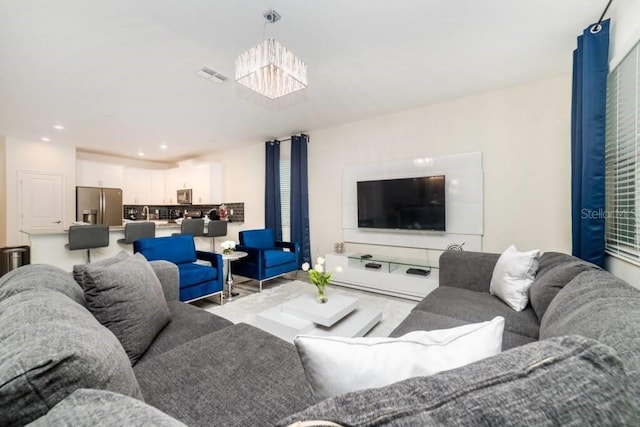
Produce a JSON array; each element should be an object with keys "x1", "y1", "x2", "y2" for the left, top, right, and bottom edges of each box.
[
  {"x1": 117, "y1": 222, "x2": 156, "y2": 245},
  {"x1": 66, "y1": 224, "x2": 110, "y2": 263},
  {"x1": 173, "y1": 218, "x2": 205, "y2": 237},
  {"x1": 207, "y1": 220, "x2": 228, "y2": 252}
]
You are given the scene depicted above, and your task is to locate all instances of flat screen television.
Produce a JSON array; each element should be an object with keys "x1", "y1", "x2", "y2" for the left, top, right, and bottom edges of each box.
[{"x1": 357, "y1": 175, "x2": 446, "y2": 231}]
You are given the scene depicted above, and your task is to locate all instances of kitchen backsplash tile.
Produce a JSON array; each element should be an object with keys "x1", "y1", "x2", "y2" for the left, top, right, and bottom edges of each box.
[{"x1": 123, "y1": 202, "x2": 244, "y2": 223}]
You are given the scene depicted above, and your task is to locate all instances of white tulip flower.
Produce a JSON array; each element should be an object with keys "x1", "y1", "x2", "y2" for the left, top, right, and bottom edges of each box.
[
  {"x1": 317, "y1": 256, "x2": 325, "y2": 265},
  {"x1": 301, "y1": 262, "x2": 310, "y2": 271},
  {"x1": 315, "y1": 264, "x2": 324, "y2": 273}
]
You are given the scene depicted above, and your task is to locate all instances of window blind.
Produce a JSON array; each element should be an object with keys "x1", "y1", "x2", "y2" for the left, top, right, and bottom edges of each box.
[
  {"x1": 605, "y1": 41, "x2": 640, "y2": 263},
  {"x1": 280, "y1": 160, "x2": 291, "y2": 227}
]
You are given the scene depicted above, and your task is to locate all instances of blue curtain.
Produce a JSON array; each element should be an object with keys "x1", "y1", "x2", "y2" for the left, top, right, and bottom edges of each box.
[
  {"x1": 265, "y1": 140, "x2": 282, "y2": 241},
  {"x1": 291, "y1": 134, "x2": 311, "y2": 265},
  {"x1": 571, "y1": 20, "x2": 609, "y2": 268}
]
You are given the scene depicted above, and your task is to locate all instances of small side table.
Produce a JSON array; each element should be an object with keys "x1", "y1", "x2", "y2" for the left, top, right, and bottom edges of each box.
[{"x1": 221, "y1": 251, "x2": 248, "y2": 299}]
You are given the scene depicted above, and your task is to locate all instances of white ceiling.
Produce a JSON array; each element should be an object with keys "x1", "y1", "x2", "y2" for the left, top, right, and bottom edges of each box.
[{"x1": 0, "y1": 0, "x2": 607, "y2": 163}]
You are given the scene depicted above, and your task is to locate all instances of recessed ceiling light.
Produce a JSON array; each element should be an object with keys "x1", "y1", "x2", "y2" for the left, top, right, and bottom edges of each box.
[
  {"x1": 41, "y1": 137, "x2": 50, "y2": 142},
  {"x1": 160, "y1": 144, "x2": 168, "y2": 150},
  {"x1": 137, "y1": 151, "x2": 145, "y2": 157},
  {"x1": 53, "y1": 124, "x2": 65, "y2": 130}
]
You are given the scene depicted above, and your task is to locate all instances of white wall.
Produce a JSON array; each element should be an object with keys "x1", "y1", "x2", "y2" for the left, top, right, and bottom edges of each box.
[
  {"x1": 309, "y1": 76, "x2": 572, "y2": 259},
  {"x1": 4, "y1": 138, "x2": 76, "y2": 246},
  {"x1": 605, "y1": 0, "x2": 640, "y2": 288},
  {"x1": 217, "y1": 75, "x2": 572, "y2": 261},
  {"x1": 0, "y1": 136, "x2": 6, "y2": 246},
  {"x1": 609, "y1": 0, "x2": 640, "y2": 69},
  {"x1": 199, "y1": 143, "x2": 264, "y2": 244}
]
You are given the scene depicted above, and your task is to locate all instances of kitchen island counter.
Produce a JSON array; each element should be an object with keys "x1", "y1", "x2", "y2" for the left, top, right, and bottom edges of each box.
[{"x1": 21, "y1": 223, "x2": 216, "y2": 272}]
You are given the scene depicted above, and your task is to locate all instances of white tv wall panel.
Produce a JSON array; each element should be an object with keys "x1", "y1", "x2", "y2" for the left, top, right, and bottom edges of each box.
[{"x1": 342, "y1": 152, "x2": 483, "y2": 251}]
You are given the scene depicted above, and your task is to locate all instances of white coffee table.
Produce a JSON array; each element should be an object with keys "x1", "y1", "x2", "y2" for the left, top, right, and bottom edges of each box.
[{"x1": 255, "y1": 293, "x2": 382, "y2": 342}]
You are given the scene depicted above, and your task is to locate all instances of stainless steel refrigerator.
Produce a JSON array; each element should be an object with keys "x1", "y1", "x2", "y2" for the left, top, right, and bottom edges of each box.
[{"x1": 76, "y1": 187, "x2": 123, "y2": 226}]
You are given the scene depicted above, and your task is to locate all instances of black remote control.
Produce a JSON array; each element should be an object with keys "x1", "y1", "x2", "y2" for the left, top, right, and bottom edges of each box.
[
  {"x1": 406, "y1": 267, "x2": 430, "y2": 276},
  {"x1": 365, "y1": 262, "x2": 382, "y2": 269},
  {"x1": 360, "y1": 254, "x2": 372, "y2": 259}
]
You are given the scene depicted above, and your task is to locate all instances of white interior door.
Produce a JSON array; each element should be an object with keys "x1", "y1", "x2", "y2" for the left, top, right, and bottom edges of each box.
[{"x1": 19, "y1": 171, "x2": 65, "y2": 234}]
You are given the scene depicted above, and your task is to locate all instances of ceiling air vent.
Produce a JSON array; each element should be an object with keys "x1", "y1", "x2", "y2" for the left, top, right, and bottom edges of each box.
[{"x1": 196, "y1": 67, "x2": 227, "y2": 84}]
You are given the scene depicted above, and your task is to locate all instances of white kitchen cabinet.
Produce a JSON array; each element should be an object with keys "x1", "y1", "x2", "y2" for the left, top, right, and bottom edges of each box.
[
  {"x1": 76, "y1": 160, "x2": 123, "y2": 188},
  {"x1": 164, "y1": 168, "x2": 182, "y2": 204},
  {"x1": 122, "y1": 167, "x2": 152, "y2": 204},
  {"x1": 150, "y1": 170, "x2": 165, "y2": 204},
  {"x1": 191, "y1": 163, "x2": 222, "y2": 204},
  {"x1": 164, "y1": 162, "x2": 222, "y2": 205},
  {"x1": 208, "y1": 162, "x2": 223, "y2": 204}
]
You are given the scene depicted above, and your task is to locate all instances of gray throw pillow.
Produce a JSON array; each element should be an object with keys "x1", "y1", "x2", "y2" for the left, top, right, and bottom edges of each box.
[
  {"x1": 534, "y1": 252, "x2": 581, "y2": 280},
  {"x1": 0, "y1": 263, "x2": 85, "y2": 306},
  {"x1": 27, "y1": 389, "x2": 186, "y2": 427},
  {"x1": 529, "y1": 260, "x2": 598, "y2": 321},
  {"x1": 79, "y1": 253, "x2": 171, "y2": 364},
  {"x1": 73, "y1": 250, "x2": 131, "y2": 287},
  {"x1": 277, "y1": 335, "x2": 639, "y2": 426},
  {"x1": 0, "y1": 290, "x2": 143, "y2": 426}
]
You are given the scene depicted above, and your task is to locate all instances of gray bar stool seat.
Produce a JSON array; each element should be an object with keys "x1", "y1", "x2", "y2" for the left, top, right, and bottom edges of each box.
[
  {"x1": 172, "y1": 218, "x2": 205, "y2": 237},
  {"x1": 66, "y1": 224, "x2": 110, "y2": 263},
  {"x1": 117, "y1": 222, "x2": 156, "y2": 244},
  {"x1": 207, "y1": 220, "x2": 228, "y2": 251}
]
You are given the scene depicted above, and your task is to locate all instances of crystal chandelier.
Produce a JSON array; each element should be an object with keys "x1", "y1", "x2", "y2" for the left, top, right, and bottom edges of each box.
[{"x1": 235, "y1": 10, "x2": 308, "y2": 100}]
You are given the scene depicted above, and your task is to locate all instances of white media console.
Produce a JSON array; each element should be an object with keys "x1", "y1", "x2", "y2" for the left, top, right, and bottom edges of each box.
[{"x1": 326, "y1": 253, "x2": 439, "y2": 301}]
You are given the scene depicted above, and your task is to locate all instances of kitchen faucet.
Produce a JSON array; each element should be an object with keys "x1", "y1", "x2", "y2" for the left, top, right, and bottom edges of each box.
[{"x1": 142, "y1": 206, "x2": 149, "y2": 221}]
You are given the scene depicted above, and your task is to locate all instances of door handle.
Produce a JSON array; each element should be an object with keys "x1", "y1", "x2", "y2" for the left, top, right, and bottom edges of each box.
[{"x1": 53, "y1": 220, "x2": 62, "y2": 224}]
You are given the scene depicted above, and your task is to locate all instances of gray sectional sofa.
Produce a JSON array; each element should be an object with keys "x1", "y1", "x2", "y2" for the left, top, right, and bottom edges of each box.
[
  {"x1": 0, "y1": 259, "x2": 313, "y2": 427},
  {"x1": 1, "y1": 250, "x2": 639, "y2": 426}
]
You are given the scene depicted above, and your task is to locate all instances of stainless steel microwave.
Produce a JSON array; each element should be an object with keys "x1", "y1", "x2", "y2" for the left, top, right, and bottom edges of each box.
[{"x1": 177, "y1": 189, "x2": 192, "y2": 204}]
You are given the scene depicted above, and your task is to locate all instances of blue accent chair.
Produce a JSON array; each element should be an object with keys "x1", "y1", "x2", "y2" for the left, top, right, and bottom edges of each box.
[
  {"x1": 233, "y1": 228, "x2": 300, "y2": 291},
  {"x1": 134, "y1": 234, "x2": 224, "y2": 303}
]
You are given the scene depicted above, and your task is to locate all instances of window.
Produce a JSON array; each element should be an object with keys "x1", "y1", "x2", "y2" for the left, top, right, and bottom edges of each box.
[
  {"x1": 280, "y1": 160, "x2": 291, "y2": 227},
  {"x1": 605, "y1": 40, "x2": 640, "y2": 263}
]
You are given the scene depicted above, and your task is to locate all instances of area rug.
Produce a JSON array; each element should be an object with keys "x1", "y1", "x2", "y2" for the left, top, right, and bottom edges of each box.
[{"x1": 201, "y1": 280, "x2": 417, "y2": 341}]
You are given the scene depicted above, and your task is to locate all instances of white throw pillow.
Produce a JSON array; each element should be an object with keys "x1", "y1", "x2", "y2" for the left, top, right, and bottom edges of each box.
[
  {"x1": 490, "y1": 245, "x2": 541, "y2": 312},
  {"x1": 294, "y1": 316, "x2": 505, "y2": 402}
]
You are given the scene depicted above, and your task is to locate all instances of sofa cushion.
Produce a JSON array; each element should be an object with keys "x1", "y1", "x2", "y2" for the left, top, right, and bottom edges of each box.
[
  {"x1": 535, "y1": 251, "x2": 581, "y2": 279},
  {"x1": 241, "y1": 229, "x2": 275, "y2": 249},
  {"x1": 264, "y1": 249, "x2": 297, "y2": 268},
  {"x1": 489, "y1": 245, "x2": 540, "y2": 312},
  {"x1": 27, "y1": 389, "x2": 186, "y2": 427},
  {"x1": 540, "y1": 269, "x2": 640, "y2": 376},
  {"x1": 0, "y1": 290, "x2": 142, "y2": 426},
  {"x1": 0, "y1": 263, "x2": 85, "y2": 306},
  {"x1": 134, "y1": 235, "x2": 197, "y2": 265},
  {"x1": 390, "y1": 310, "x2": 536, "y2": 351},
  {"x1": 277, "y1": 335, "x2": 639, "y2": 426},
  {"x1": 438, "y1": 250, "x2": 500, "y2": 292},
  {"x1": 73, "y1": 250, "x2": 130, "y2": 289},
  {"x1": 529, "y1": 260, "x2": 598, "y2": 321},
  {"x1": 177, "y1": 262, "x2": 217, "y2": 286},
  {"x1": 138, "y1": 301, "x2": 233, "y2": 363},
  {"x1": 414, "y1": 286, "x2": 540, "y2": 339},
  {"x1": 134, "y1": 323, "x2": 313, "y2": 426},
  {"x1": 79, "y1": 253, "x2": 171, "y2": 365},
  {"x1": 294, "y1": 317, "x2": 504, "y2": 402}
]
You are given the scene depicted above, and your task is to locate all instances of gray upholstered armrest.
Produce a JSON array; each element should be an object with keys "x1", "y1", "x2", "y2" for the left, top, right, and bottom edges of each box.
[
  {"x1": 438, "y1": 251, "x2": 501, "y2": 293},
  {"x1": 149, "y1": 260, "x2": 179, "y2": 302}
]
